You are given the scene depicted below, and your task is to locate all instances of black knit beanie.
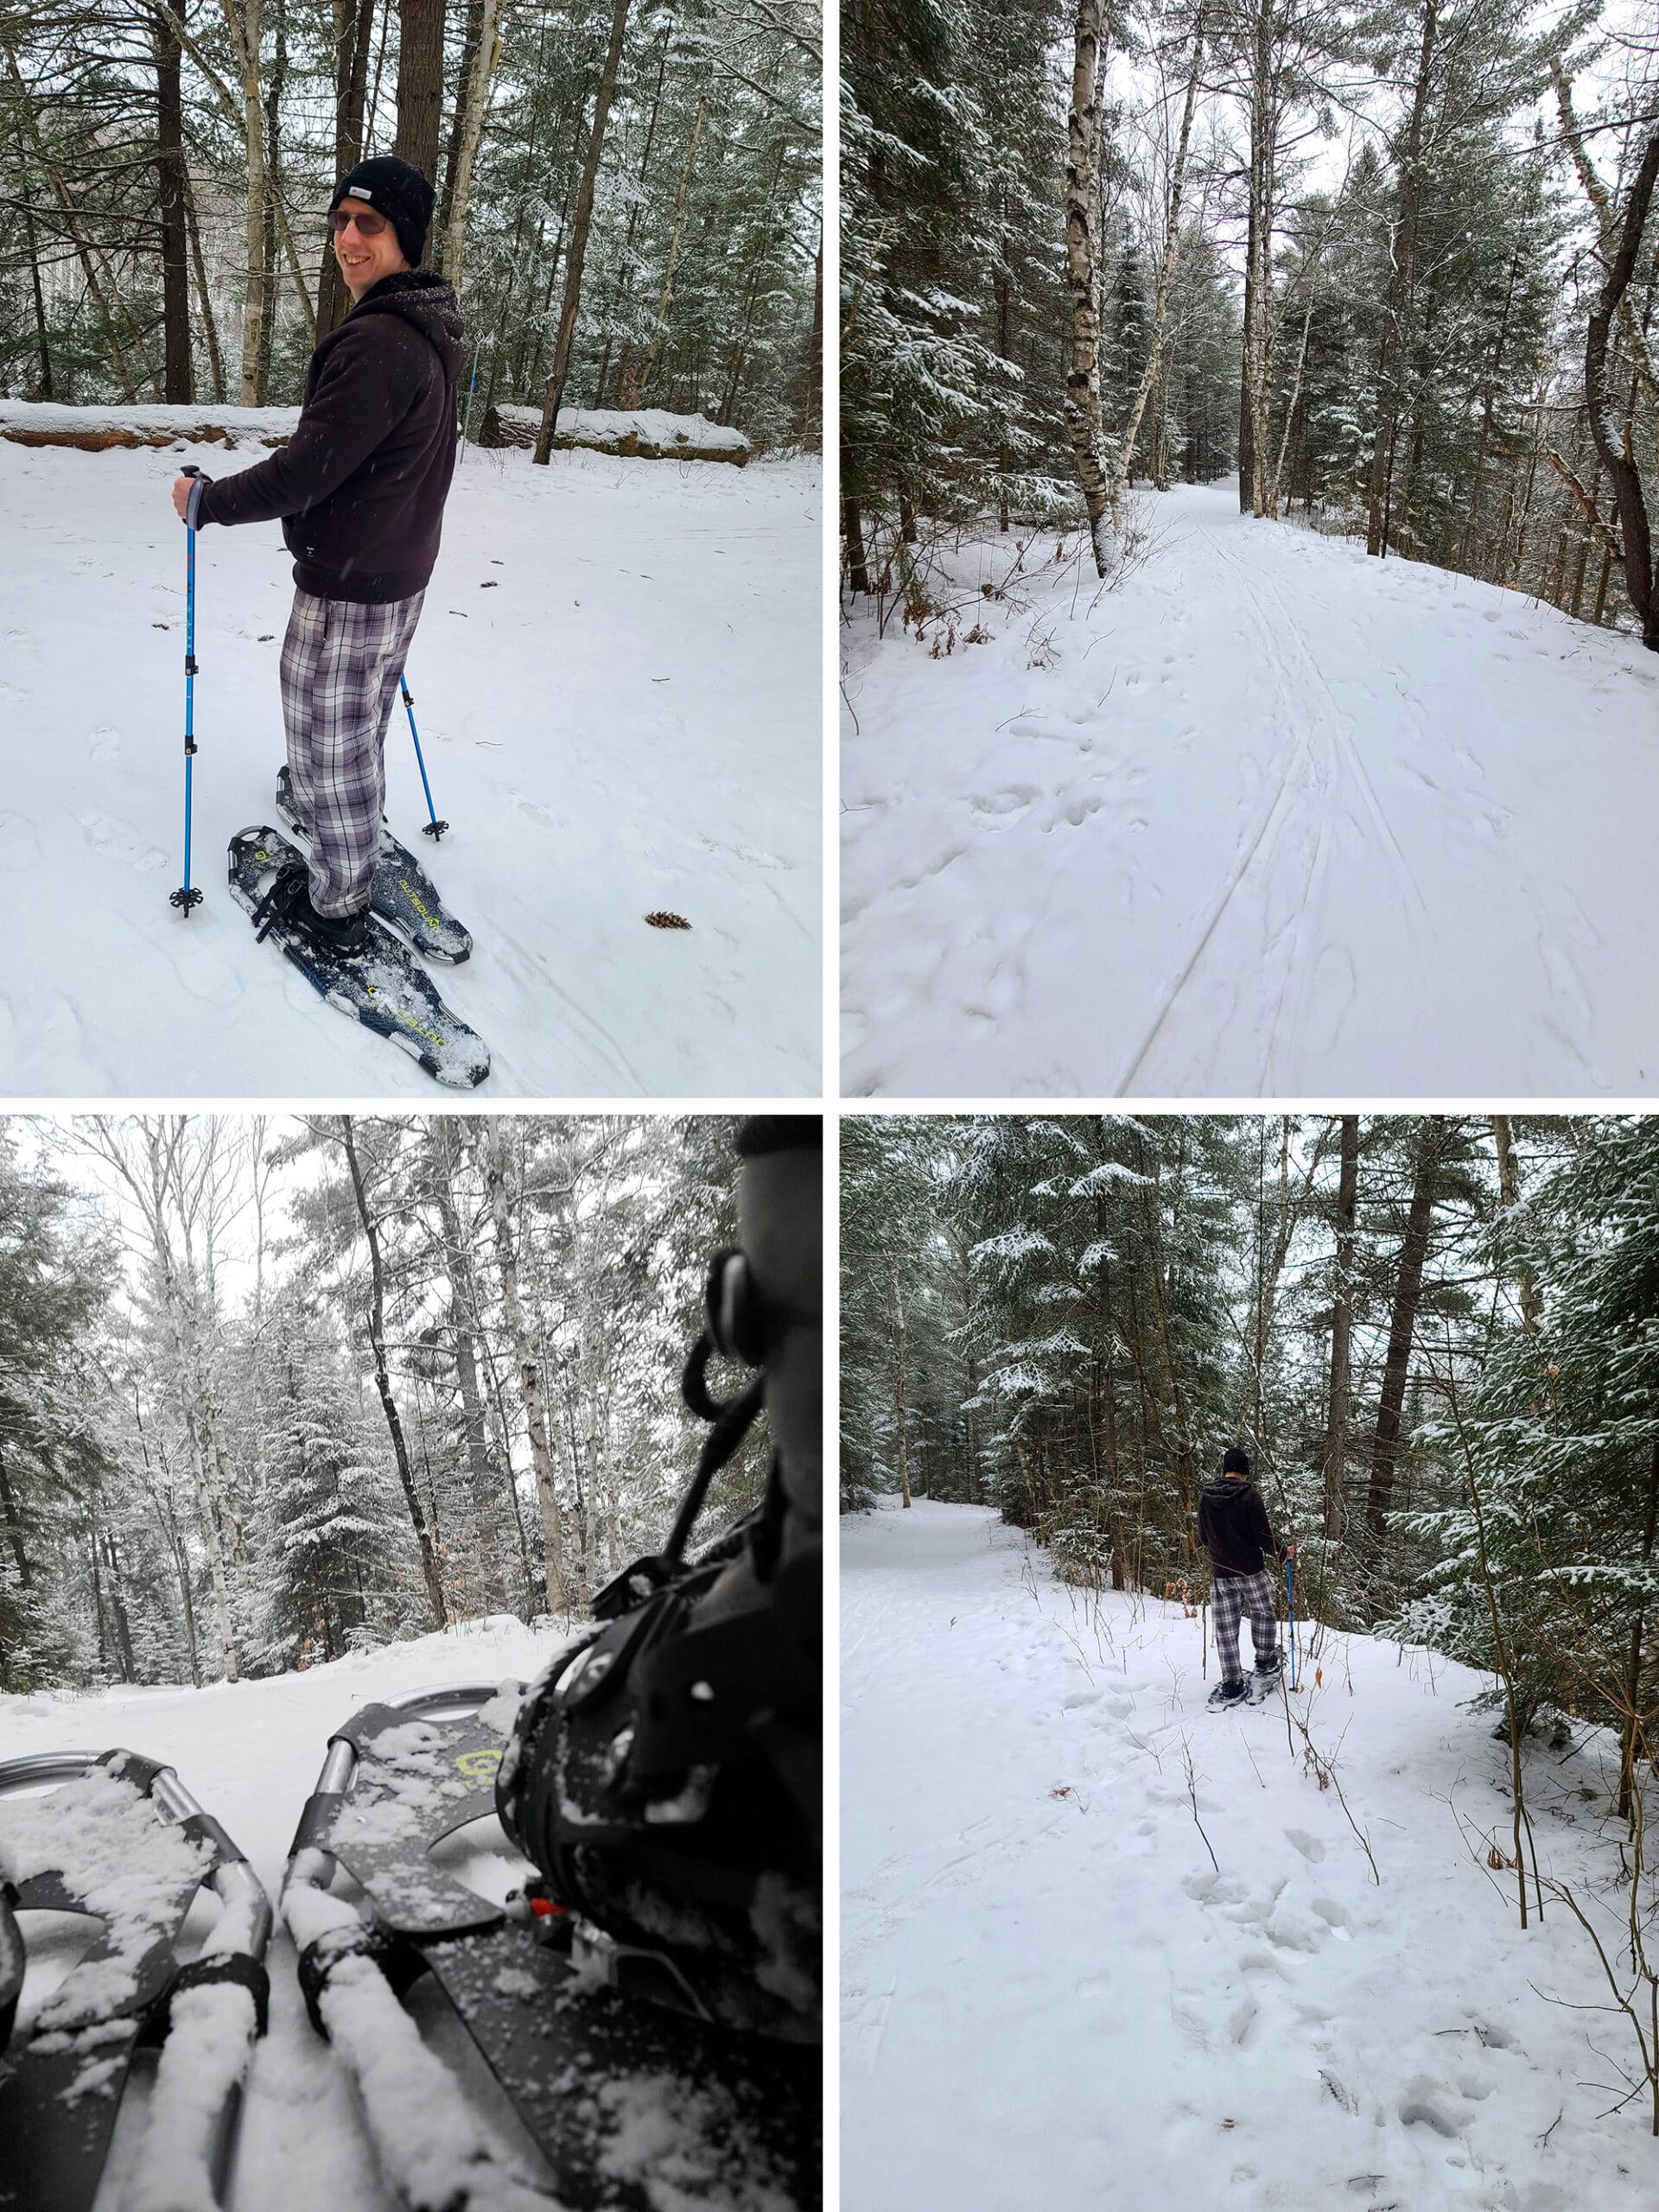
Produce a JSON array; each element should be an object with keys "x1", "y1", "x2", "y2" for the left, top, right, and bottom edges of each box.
[
  {"x1": 329, "y1": 156, "x2": 435, "y2": 270},
  {"x1": 1222, "y1": 1446, "x2": 1251, "y2": 1477}
]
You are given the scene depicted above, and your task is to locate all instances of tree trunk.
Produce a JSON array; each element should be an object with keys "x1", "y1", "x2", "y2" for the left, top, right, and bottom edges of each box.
[
  {"x1": 338, "y1": 1118, "x2": 448, "y2": 1630},
  {"x1": 441, "y1": 0, "x2": 501, "y2": 287},
  {"x1": 257, "y1": 0, "x2": 289, "y2": 402},
  {"x1": 1062, "y1": 0, "x2": 1117, "y2": 575},
  {"x1": 1367, "y1": 0, "x2": 1439, "y2": 557},
  {"x1": 185, "y1": 174, "x2": 228, "y2": 403},
  {"x1": 319, "y1": 0, "x2": 378, "y2": 334},
  {"x1": 1579, "y1": 109, "x2": 1659, "y2": 645},
  {"x1": 433, "y1": 1123, "x2": 506, "y2": 1610},
  {"x1": 155, "y1": 6, "x2": 194, "y2": 402},
  {"x1": 533, "y1": 0, "x2": 633, "y2": 461},
  {"x1": 894, "y1": 1279, "x2": 911, "y2": 1508},
  {"x1": 1322, "y1": 1115, "x2": 1357, "y2": 1543},
  {"x1": 217, "y1": 0, "x2": 272, "y2": 406},
  {"x1": 1116, "y1": 24, "x2": 1203, "y2": 477},
  {"x1": 1490, "y1": 1114, "x2": 1542, "y2": 1338},
  {"x1": 1365, "y1": 1120, "x2": 1441, "y2": 1536},
  {"x1": 0, "y1": 1452, "x2": 31, "y2": 1586},
  {"x1": 1620, "y1": 1434, "x2": 1659, "y2": 1822},
  {"x1": 484, "y1": 1124, "x2": 568, "y2": 1615},
  {"x1": 638, "y1": 93, "x2": 708, "y2": 398},
  {"x1": 393, "y1": 0, "x2": 445, "y2": 182},
  {"x1": 843, "y1": 490, "x2": 871, "y2": 593}
]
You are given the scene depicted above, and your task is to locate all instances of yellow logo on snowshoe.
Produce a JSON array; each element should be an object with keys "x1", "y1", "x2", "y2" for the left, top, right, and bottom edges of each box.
[{"x1": 456, "y1": 1748, "x2": 501, "y2": 1783}]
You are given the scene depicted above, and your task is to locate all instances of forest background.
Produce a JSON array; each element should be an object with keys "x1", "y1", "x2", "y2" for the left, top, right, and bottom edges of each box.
[
  {"x1": 842, "y1": 0, "x2": 1659, "y2": 642},
  {"x1": 0, "y1": 0, "x2": 821, "y2": 449},
  {"x1": 0, "y1": 1112, "x2": 760, "y2": 1694},
  {"x1": 842, "y1": 1113, "x2": 1659, "y2": 1806}
]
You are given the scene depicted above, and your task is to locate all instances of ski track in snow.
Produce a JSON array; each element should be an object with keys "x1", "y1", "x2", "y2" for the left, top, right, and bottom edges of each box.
[
  {"x1": 842, "y1": 1502, "x2": 1655, "y2": 2212},
  {"x1": 0, "y1": 440, "x2": 821, "y2": 1097},
  {"x1": 0, "y1": 1616, "x2": 573, "y2": 2211},
  {"x1": 840, "y1": 483, "x2": 1659, "y2": 1096}
]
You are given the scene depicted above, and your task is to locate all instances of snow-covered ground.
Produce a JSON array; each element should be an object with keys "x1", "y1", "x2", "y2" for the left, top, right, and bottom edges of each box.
[
  {"x1": 842, "y1": 1500, "x2": 1659, "y2": 2212},
  {"x1": 0, "y1": 1616, "x2": 568, "y2": 2210},
  {"x1": 841, "y1": 481, "x2": 1659, "y2": 1096},
  {"x1": 0, "y1": 436, "x2": 820, "y2": 1096}
]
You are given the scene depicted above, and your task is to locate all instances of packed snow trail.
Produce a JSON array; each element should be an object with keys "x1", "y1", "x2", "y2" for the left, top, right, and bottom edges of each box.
[
  {"x1": 0, "y1": 1616, "x2": 569, "y2": 2211},
  {"x1": 842, "y1": 1501, "x2": 1659, "y2": 2212},
  {"x1": 0, "y1": 438, "x2": 820, "y2": 1096},
  {"x1": 842, "y1": 481, "x2": 1659, "y2": 1095}
]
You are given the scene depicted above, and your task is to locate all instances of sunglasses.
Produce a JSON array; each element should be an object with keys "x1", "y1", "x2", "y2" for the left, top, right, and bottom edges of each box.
[{"x1": 333, "y1": 207, "x2": 388, "y2": 237}]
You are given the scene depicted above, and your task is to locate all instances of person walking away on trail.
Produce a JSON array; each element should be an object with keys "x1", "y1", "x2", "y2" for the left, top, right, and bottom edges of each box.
[
  {"x1": 1198, "y1": 1446, "x2": 1294, "y2": 1710},
  {"x1": 169, "y1": 156, "x2": 464, "y2": 957}
]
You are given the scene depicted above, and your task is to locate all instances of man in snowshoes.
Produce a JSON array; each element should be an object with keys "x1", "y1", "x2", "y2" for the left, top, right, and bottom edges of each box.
[
  {"x1": 1199, "y1": 1446, "x2": 1294, "y2": 1709},
  {"x1": 170, "y1": 156, "x2": 464, "y2": 957}
]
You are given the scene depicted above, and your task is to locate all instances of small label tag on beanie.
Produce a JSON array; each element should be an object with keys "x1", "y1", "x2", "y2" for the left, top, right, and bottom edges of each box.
[{"x1": 354, "y1": 186, "x2": 373, "y2": 200}]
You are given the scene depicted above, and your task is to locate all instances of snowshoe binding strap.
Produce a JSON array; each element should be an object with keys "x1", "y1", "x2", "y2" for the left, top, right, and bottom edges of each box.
[
  {"x1": 284, "y1": 1683, "x2": 816, "y2": 2209},
  {"x1": 0, "y1": 1751, "x2": 272, "y2": 2212},
  {"x1": 246, "y1": 845, "x2": 309, "y2": 945}
]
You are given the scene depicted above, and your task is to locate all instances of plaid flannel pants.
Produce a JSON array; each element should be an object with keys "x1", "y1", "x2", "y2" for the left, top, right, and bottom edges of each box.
[
  {"x1": 278, "y1": 587, "x2": 424, "y2": 917},
  {"x1": 1212, "y1": 1567, "x2": 1279, "y2": 1682}
]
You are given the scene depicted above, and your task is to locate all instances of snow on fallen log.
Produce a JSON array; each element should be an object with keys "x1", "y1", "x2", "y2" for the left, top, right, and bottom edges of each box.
[
  {"x1": 477, "y1": 403, "x2": 750, "y2": 465},
  {"x1": 0, "y1": 401, "x2": 301, "y2": 451},
  {"x1": 0, "y1": 397, "x2": 750, "y2": 465}
]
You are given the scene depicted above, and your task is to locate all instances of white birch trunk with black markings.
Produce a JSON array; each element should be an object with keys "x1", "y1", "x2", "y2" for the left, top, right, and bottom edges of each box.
[{"x1": 442, "y1": 0, "x2": 502, "y2": 290}]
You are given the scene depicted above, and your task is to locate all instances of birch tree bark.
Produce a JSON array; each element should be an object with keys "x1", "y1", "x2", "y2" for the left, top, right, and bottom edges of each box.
[
  {"x1": 442, "y1": 0, "x2": 501, "y2": 287},
  {"x1": 215, "y1": 0, "x2": 272, "y2": 407}
]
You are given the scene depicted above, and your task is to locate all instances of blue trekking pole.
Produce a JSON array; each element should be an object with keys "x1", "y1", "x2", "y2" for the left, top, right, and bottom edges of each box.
[
  {"x1": 1287, "y1": 1557, "x2": 1299, "y2": 1689},
  {"x1": 169, "y1": 464, "x2": 205, "y2": 914},
  {"x1": 399, "y1": 675, "x2": 448, "y2": 840}
]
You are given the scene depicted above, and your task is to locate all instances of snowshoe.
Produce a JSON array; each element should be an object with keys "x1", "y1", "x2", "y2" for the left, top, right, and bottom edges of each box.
[
  {"x1": 1250, "y1": 1650, "x2": 1286, "y2": 1702},
  {"x1": 0, "y1": 1749, "x2": 272, "y2": 2212},
  {"x1": 228, "y1": 827, "x2": 490, "y2": 1090},
  {"x1": 283, "y1": 1682, "x2": 818, "y2": 2211},
  {"x1": 276, "y1": 765, "x2": 472, "y2": 964},
  {"x1": 1207, "y1": 1678, "x2": 1249, "y2": 1711}
]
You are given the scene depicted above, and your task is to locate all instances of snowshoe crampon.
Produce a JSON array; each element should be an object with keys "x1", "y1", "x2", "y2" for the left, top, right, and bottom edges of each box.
[
  {"x1": 0, "y1": 1750, "x2": 272, "y2": 2212},
  {"x1": 283, "y1": 1684, "x2": 819, "y2": 2212},
  {"x1": 275, "y1": 767, "x2": 473, "y2": 964},
  {"x1": 227, "y1": 826, "x2": 489, "y2": 1090}
]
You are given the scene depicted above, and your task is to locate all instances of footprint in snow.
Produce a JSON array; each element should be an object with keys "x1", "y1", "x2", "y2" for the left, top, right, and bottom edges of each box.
[
  {"x1": 79, "y1": 813, "x2": 168, "y2": 874},
  {"x1": 90, "y1": 726, "x2": 122, "y2": 763},
  {"x1": 0, "y1": 813, "x2": 42, "y2": 869},
  {"x1": 970, "y1": 785, "x2": 1037, "y2": 824},
  {"x1": 1395, "y1": 2079, "x2": 1463, "y2": 2140},
  {"x1": 1283, "y1": 1828, "x2": 1326, "y2": 1864}
]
